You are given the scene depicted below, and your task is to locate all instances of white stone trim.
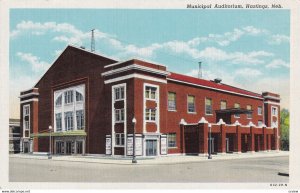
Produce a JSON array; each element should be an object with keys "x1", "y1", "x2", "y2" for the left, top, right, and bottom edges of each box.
[
  {"x1": 264, "y1": 101, "x2": 280, "y2": 105},
  {"x1": 20, "y1": 87, "x2": 39, "y2": 93},
  {"x1": 104, "y1": 73, "x2": 167, "y2": 84},
  {"x1": 104, "y1": 58, "x2": 167, "y2": 69},
  {"x1": 19, "y1": 92, "x2": 39, "y2": 98},
  {"x1": 263, "y1": 95, "x2": 281, "y2": 100},
  {"x1": 20, "y1": 98, "x2": 38, "y2": 104},
  {"x1": 167, "y1": 78, "x2": 263, "y2": 100},
  {"x1": 143, "y1": 83, "x2": 160, "y2": 134},
  {"x1": 102, "y1": 64, "x2": 170, "y2": 77},
  {"x1": 111, "y1": 83, "x2": 127, "y2": 156}
]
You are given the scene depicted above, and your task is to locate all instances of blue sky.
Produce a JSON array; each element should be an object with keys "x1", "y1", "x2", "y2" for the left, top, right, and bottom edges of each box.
[{"x1": 9, "y1": 9, "x2": 290, "y2": 118}]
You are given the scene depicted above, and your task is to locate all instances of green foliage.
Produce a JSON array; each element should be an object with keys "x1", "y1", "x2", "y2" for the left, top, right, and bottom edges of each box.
[{"x1": 280, "y1": 109, "x2": 289, "y2": 150}]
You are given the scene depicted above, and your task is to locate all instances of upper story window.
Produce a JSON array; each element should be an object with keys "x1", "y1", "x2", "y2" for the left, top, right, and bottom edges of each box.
[
  {"x1": 258, "y1": 120, "x2": 263, "y2": 127},
  {"x1": 64, "y1": 90, "x2": 73, "y2": 104},
  {"x1": 272, "y1": 106, "x2": 278, "y2": 117},
  {"x1": 114, "y1": 87, "x2": 124, "y2": 100},
  {"x1": 76, "y1": 110, "x2": 85, "y2": 130},
  {"x1": 23, "y1": 105, "x2": 30, "y2": 131},
  {"x1": 246, "y1": 105, "x2": 252, "y2": 119},
  {"x1": 64, "y1": 111, "x2": 74, "y2": 131},
  {"x1": 220, "y1": 100, "x2": 227, "y2": 110},
  {"x1": 258, "y1": 106, "x2": 262, "y2": 115},
  {"x1": 145, "y1": 86, "x2": 157, "y2": 100},
  {"x1": 187, "y1": 95, "x2": 195, "y2": 113},
  {"x1": 76, "y1": 92, "x2": 83, "y2": 102},
  {"x1": 234, "y1": 103, "x2": 240, "y2": 118},
  {"x1": 205, "y1": 98, "x2": 213, "y2": 115},
  {"x1": 115, "y1": 133, "x2": 125, "y2": 146},
  {"x1": 24, "y1": 105, "x2": 30, "y2": 116},
  {"x1": 115, "y1": 109, "x2": 125, "y2": 122},
  {"x1": 145, "y1": 108, "x2": 156, "y2": 121},
  {"x1": 55, "y1": 113, "x2": 62, "y2": 131},
  {"x1": 168, "y1": 92, "x2": 176, "y2": 111},
  {"x1": 55, "y1": 95, "x2": 62, "y2": 106}
]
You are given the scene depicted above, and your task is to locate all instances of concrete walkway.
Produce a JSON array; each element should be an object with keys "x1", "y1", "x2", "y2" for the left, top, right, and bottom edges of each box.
[{"x1": 10, "y1": 151, "x2": 289, "y2": 165}]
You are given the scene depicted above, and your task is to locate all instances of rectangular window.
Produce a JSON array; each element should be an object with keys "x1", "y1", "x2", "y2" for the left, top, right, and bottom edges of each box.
[
  {"x1": 168, "y1": 133, "x2": 176, "y2": 148},
  {"x1": 258, "y1": 120, "x2": 263, "y2": 127},
  {"x1": 220, "y1": 100, "x2": 227, "y2": 110},
  {"x1": 115, "y1": 109, "x2": 124, "y2": 122},
  {"x1": 258, "y1": 106, "x2": 262, "y2": 115},
  {"x1": 145, "y1": 86, "x2": 157, "y2": 100},
  {"x1": 24, "y1": 106, "x2": 30, "y2": 116},
  {"x1": 114, "y1": 87, "x2": 125, "y2": 100},
  {"x1": 187, "y1": 95, "x2": 195, "y2": 113},
  {"x1": 115, "y1": 133, "x2": 125, "y2": 146},
  {"x1": 64, "y1": 111, "x2": 73, "y2": 131},
  {"x1": 234, "y1": 103, "x2": 240, "y2": 118},
  {"x1": 76, "y1": 110, "x2": 85, "y2": 130},
  {"x1": 23, "y1": 105, "x2": 30, "y2": 131},
  {"x1": 272, "y1": 107, "x2": 278, "y2": 117},
  {"x1": 205, "y1": 98, "x2": 213, "y2": 115},
  {"x1": 64, "y1": 90, "x2": 73, "y2": 104},
  {"x1": 56, "y1": 113, "x2": 62, "y2": 131},
  {"x1": 145, "y1": 108, "x2": 156, "y2": 121},
  {"x1": 168, "y1": 92, "x2": 176, "y2": 111},
  {"x1": 246, "y1": 105, "x2": 252, "y2": 119},
  {"x1": 55, "y1": 95, "x2": 62, "y2": 106}
]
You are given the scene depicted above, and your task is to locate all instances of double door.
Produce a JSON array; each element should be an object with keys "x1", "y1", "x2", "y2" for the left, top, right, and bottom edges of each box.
[{"x1": 146, "y1": 139, "x2": 157, "y2": 156}]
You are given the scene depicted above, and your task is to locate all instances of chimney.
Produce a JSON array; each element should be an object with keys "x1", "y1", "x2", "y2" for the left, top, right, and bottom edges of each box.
[{"x1": 213, "y1": 78, "x2": 222, "y2": 84}]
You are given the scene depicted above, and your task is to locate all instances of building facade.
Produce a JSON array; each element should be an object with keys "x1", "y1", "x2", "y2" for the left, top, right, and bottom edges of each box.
[
  {"x1": 20, "y1": 45, "x2": 281, "y2": 157},
  {"x1": 9, "y1": 119, "x2": 21, "y2": 153}
]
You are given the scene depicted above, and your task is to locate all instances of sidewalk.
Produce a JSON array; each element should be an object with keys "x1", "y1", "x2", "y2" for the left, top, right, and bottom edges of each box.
[{"x1": 10, "y1": 151, "x2": 289, "y2": 165}]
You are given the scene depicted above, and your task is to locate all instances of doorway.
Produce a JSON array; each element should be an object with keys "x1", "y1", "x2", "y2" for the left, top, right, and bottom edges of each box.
[
  {"x1": 66, "y1": 141, "x2": 72, "y2": 155},
  {"x1": 146, "y1": 139, "x2": 157, "y2": 156}
]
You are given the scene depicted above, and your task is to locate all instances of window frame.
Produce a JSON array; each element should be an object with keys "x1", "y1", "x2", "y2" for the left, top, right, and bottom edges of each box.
[
  {"x1": 246, "y1": 105, "x2": 252, "y2": 119},
  {"x1": 114, "y1": 86, "x2": 125, "y2": 101},
  {"x1": 55, "y1": 113, "x2": 62, "y2": 131},
  {"x1": 168, "y1": 92, "x2": 176, "y2": 111},
  {"x1": 167, "y1": 133, "x2": 177, "y2": 148},
  {"x1": 115, "y1": 109, "x2": 125, "y2": 123},
  {"x1": 76, "y1": 110, "x2": 85, "y2": 130},
  {"x1": 115, "y1": 133, "x2": 125, "y2": 146},
  {"x1": 271, "y1": 106, "x2": 278, "y2": 117},
  {"x1": 145, "y1": 86, "x2": 157, "y2": 100},
  {"x1": 257, "y1": 106, "x2": 262, "y2": 115},
  {"x1": 205, "y1": 98, "x2": 213, "y2": 115},
  {"x1": 145, "y1": 108, "x2": 156, "y2": 122},
  {"x1": 220, "y1": 100, "x2": 227, "y2": 110},
  {"x1": 64, "y1": 90, "x2": 74, "y2": 105},
  {"x1": 64, "y1": 111, "x2": 74, "y2": 131},
  {"x1": 187, "y1": 95, "x2": 196, "y2": 113},
  {"x1": 234, "y1": 103, "x2": 240, "y2": 118}
]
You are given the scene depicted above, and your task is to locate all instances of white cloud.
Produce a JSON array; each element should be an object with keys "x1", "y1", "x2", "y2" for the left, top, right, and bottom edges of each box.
[
  {"x1": 266, "y1": 59, "x2": 289, "y2": 68},
  {"x1": 242, "y1": 26, "x2": 268, "y2": 35},
  {"x1": 16, "y1": 52, "x2": 50, "y2": 73},
  {"x1": 268, "y1": 34, "x2": 290, "y2": 45},
  {"x1": 235, "y1": 68, "x2": 262, "y2": 77}
]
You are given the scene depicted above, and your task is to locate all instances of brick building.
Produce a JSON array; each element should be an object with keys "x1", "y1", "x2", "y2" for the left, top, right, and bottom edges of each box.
[{"x1": 20, "y1": 45, "x2": 280, "y2": 157}]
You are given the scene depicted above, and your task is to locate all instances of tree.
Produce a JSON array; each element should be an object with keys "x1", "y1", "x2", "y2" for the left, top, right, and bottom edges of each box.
[{"x1": 280, "y1": 109, "x2": 289, "y2": 150}]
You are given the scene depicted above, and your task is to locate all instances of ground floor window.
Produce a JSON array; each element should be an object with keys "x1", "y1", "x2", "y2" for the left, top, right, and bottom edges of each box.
[
  {"x1": 56, "y1": 141, "x2": 64, "y2": 154},
  {"x1": 76, "y1": 141, "x2": 83, "y2": 154},
  {"x1": 168, "y1": 133, "x2": 176, "y2": 148},
  {"x1": 115, "y1": 133, "x2": 124, "y2": 146}
]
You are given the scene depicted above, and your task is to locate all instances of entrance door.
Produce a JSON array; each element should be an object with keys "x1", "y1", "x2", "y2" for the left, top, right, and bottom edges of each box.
[
  {"x1": 76, "y1": 141, "x2": 83, "y2": 154},
  {"x1": 146, "y1": 140, "x2": 157, "y2": 156},
  {"x1": 66, "y1": 141, "x2": 72, "y2": 155},
  {"x1": 23, "y1": 142, "x2": 29, "y2": 153},
  {"x1": 56, "y1": 141, "x2": 64, "y2": 154}
]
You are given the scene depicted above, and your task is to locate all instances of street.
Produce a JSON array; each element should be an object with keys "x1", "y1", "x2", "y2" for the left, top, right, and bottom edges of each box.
[{"x1": 9, "y1": 155, "x2": 288, "y2": 182}]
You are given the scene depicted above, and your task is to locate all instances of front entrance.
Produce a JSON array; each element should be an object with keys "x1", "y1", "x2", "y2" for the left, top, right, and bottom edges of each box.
[
  {"x1": 146, "y1": 139, "x2": 157, "y2": 156},
  {"x1": 23, "y1": 142, "x2": 29, "y2": 153},
  {"x1": 56, "y1": 141, "x2": 65, "y2": 154},
  {"x1": 66, "y1": 141, "x2": 72, "y2": 155}
]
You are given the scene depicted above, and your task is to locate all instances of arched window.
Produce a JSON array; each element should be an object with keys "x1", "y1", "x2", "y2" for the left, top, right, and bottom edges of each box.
[
  {"x1": 76, "y1": 91, "x2": 83, "y2": 102},
  {"x1": 55, "y1": 95, "x2": 62, "y2": 106}
]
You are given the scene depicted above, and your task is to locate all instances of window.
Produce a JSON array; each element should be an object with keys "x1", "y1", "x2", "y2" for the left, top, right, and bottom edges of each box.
[
  {"x1": 145, "y1": 108, "x2": 156, "y2": 121},
  {"x1": 76, "y1": 92, "x2": 83, "y2": 102},
  {"x1": 187, "y1": 95, "x2": 195, "y2": 113},
  {"x1": 168, "y1": 92, "x2": 176, "y2": 111},
  {"x1": 234, "y1": 103, "x2": 240, "y2": 118},
  {"x1": 64, "y1": 111, "x2": 73, "y2": 130},
  {"x1": 258, "y1": 106, "x2": 262, "y2": 115},
  {"x1": 246, "y1": 105, "x2": 252, "y2": 119},
  {"x1": 23, "y1": 105, "x2": 30, "y2": 131},
  {"x1": 56, "y1": 113, "x2": 62, "y2": 131},
  {"x1": 55, "y1": 95, "x2": 62, "y2": 106},
  {"x1": 258, "y1": 120, "x2": 263, "y2": 127},
  {"x1": 115, "y1": 109, "x2": 125, "y2": 122},
  {"x1": 115, "y1": 133, "x2": 124, "y2": 146},
  {"x1": 168, "y1": 133, "x2": 176, "y2": 148},
  {"x1": 220, "y1": 100, "x2": 227, "y2": 110},
  {"x1": 114, "y1": 87, "x2": 124, "y2": 100},
  {"x1": 76, "y1": 110, "x2": 85, "y2": 130},
  {"x1": 145, "y1": 86, "x2": 157, "y2": 100},
  {"x1": 272, "y1": 107, "x2": 278, "y2": 117},
  {"x1": 205, "y1": 98, "x2": 213, "y2": 115},
  {"x1": 64, "y1": 90, "x2": 73, "y2": 104}
]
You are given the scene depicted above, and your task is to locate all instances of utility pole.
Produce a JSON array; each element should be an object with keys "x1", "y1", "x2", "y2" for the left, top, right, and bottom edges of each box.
[{"x1": 91, "y1": 29, "x2": 95, "y2": 52}]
